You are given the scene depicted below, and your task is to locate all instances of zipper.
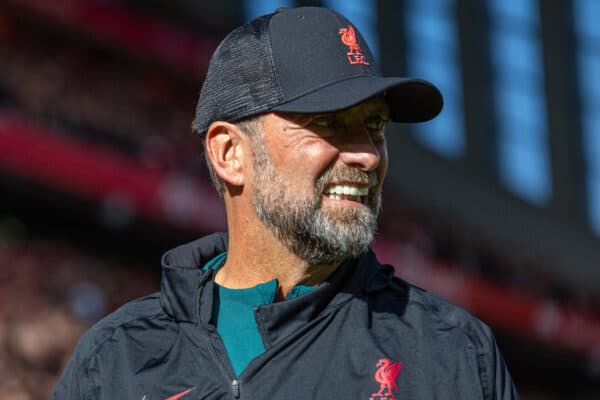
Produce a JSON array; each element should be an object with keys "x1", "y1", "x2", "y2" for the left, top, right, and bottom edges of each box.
[
  {"x1": 200, "y1": 276, "x2": 243, "y2": 399},
  {"x1": 205, "y1": 328, "x2": 241, "y2": 399},
  {"x1": 207, "y1": 332, "x2": 242, "y2": 399},
  {"x1": 231, "y1": 379, "x2": 240, "y2": 398}
]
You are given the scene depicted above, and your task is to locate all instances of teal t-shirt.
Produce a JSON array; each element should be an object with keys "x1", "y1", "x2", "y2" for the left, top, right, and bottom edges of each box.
[{"x1": 203, "y1": 253, "x2": 315, "y2": 377}]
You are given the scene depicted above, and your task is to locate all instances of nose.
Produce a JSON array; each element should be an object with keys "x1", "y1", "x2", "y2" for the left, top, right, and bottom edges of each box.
[{"x1": 338, "y1": 128, "x2": 382, "y2": 172}]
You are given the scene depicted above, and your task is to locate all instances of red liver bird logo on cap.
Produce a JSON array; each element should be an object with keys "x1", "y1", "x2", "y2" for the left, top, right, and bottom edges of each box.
[
  {"x1": 338, "y1": 25, "x2": 369, "y2": 65},
  {"x1": 369, "y1": 358, "x2": 402, "y2": 400}
]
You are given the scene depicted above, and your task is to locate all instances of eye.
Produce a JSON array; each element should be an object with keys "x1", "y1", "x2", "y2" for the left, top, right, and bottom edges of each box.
[
  {"x1": 364, "y1": 116, "x2": 388, "y2": 141},
  {"x1": 364, "y1": 116, "x2": 386, "y2": 131},
  {"x1": 310, "y1": 115, "x2": 336, "y2": 129}
]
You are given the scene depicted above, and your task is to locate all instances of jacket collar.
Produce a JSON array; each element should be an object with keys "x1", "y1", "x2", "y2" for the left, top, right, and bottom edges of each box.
[
  {"x1": 159, "y1": 233, "x2": 391, "y2": 328},
  {"x1": 160, "y1": 233, "x2": 228, "y2": 323}
]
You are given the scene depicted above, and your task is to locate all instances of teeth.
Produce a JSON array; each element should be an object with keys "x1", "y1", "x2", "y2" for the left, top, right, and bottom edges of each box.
[
  {"x1": 324, "y1": 184, "x2": 370, "y2": 203},
  {"x1": 325, "y1": 185, "x2": 368, "y2": 196},
  {"x1": 326, "y1": 194, "x2": 363, "y2": 202}
]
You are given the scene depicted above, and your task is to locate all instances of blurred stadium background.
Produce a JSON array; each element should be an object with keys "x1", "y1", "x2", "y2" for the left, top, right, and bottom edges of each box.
[{"x1": 0, "y1": 0, "x2": 599, "y2": 398}]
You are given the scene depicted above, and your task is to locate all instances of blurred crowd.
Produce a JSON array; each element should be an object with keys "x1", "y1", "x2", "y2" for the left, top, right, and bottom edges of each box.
[
  {"x1": 380, "y1": 206, "x2": 600, "y2": 315},
  {"x1": 0, "y1": 220, "x2": 158, "y2": 400},
  {"x1": 0, "y1": 14, "x2": 205, "y2": 177}
]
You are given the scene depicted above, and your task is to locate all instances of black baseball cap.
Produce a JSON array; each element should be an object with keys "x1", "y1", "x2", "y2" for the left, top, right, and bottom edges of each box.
[{"x1": 194, "y1": 7, "x2": 443, "y2": 135}]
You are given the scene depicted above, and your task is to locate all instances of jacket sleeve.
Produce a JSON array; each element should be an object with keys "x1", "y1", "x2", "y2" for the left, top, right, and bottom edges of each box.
[
  {"x1": 477, "y1": 325, "x2": 520, "y2": 400},
  {"x1": 491, "y1": 337, "x2": 520, "y2": 400},
  {"x1": 52, "y1": 333, "x2": 98, "y2": 400}
]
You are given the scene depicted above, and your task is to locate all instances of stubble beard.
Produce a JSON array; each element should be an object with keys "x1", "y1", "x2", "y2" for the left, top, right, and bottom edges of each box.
[{"x1": 251, "y1": 137, "x2": 381, "y2": 266}]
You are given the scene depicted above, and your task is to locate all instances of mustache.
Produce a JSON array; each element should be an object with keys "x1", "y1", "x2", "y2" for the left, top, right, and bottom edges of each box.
[{"x1": 315, "y1": 165, "x2": 377, "y2": 193}]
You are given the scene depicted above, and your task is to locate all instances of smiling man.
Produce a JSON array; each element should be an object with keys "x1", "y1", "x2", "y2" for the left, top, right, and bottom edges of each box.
[
  {"x1": 210, "y1": 97, "x2": 389, "y2": 299},
  {"x1": 54, "y1": 7, "x2": 519, "y2": 400}
]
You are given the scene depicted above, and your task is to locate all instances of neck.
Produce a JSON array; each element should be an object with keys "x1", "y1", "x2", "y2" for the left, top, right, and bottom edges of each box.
[{"x1": 216, "y1": 211, "x2": 339, "y2": 300}]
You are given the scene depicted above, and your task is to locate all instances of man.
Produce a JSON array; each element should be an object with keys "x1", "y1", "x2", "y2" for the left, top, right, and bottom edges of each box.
[{"x1": 54, "y1": 7, "x2": 519, "y2": 400}]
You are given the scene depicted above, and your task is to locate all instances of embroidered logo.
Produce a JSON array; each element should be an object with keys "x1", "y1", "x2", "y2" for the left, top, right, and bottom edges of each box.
[
  {"x1": 338, "y1": 25, "x2": 370, "y2": 65},
  {"x1": 141, "y1": 387, "x2": 195, "y2": 400},
  {"x1": 369, "y1": 358, "x2": 402, "y2": 400}
]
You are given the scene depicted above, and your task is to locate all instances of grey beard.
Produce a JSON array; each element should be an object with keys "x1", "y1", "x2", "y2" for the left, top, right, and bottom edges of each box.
[{"x1": 251, "y1": 139, "x2": 380, "y2": 266}]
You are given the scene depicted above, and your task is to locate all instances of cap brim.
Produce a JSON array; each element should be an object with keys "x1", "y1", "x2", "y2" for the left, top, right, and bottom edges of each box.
[{"x1": 270, "y1": 76, "x2": 443, "y2": 123}]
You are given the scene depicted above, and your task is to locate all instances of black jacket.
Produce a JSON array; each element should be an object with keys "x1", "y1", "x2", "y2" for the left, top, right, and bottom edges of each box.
[{"x1": 53, "y1": 233, "x2": 519, "y2": 399}]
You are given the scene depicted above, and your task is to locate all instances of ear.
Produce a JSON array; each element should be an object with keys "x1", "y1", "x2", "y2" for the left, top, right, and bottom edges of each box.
[{"x1": 205, "y1": 121, "x2": 248, "y2": 189}]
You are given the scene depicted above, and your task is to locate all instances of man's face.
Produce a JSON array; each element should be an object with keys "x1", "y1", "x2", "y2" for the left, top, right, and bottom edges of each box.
[{"x1": 249, "y1": 97, "x2": 389, "y2": 266}]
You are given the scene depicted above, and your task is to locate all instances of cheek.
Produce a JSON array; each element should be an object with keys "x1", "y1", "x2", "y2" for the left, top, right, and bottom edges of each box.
[
  {"x1": 277, "y1": 141, "x2": 339, "y2": 180},
  {"x1": 304, "y1": 141, "x2": 340, "y2": 171}
]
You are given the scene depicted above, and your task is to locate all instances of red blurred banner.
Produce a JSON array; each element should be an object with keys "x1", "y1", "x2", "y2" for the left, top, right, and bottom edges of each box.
[
  {"x1": 0, "y1": 111, "x2": 225, "y2": 231},
  {"x1": 4, "y1": 0, "x2": 219, "y2": 76}
]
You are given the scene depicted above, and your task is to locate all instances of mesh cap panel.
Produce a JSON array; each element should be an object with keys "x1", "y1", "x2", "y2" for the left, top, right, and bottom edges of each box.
[{"x1": 194, "y1": 14, "x2": 282, "y2": 134}]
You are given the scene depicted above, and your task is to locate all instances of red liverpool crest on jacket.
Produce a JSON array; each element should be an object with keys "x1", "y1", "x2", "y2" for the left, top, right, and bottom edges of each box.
[
  {"x1": 338, "y1": 25, "x2": 370, "y2": 65},
  {"x1": 370, "y1": 358, "x2": 402, "y2": 400}
]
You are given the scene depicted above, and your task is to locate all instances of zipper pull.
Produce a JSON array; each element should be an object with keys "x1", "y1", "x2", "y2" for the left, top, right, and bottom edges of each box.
[{"x1": 231, "y1": 379, "x2": 240, "y2": 398}]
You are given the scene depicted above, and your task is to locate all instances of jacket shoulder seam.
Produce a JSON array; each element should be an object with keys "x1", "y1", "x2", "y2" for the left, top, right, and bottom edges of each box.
[
  {"x1": 86, "y1": 310, "x2": 168, "y2": 359},
  {"x1": 79, "y1": 305, "x2": 169, "y2": 399},
  {"x1": 405, "y1": 286, "x2": 493, "y2": 398}
]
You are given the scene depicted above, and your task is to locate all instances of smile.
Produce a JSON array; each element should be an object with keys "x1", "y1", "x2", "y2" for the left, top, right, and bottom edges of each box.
[{"x1": 324, "y1": 184, "x2": 369, "y2": 203}]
